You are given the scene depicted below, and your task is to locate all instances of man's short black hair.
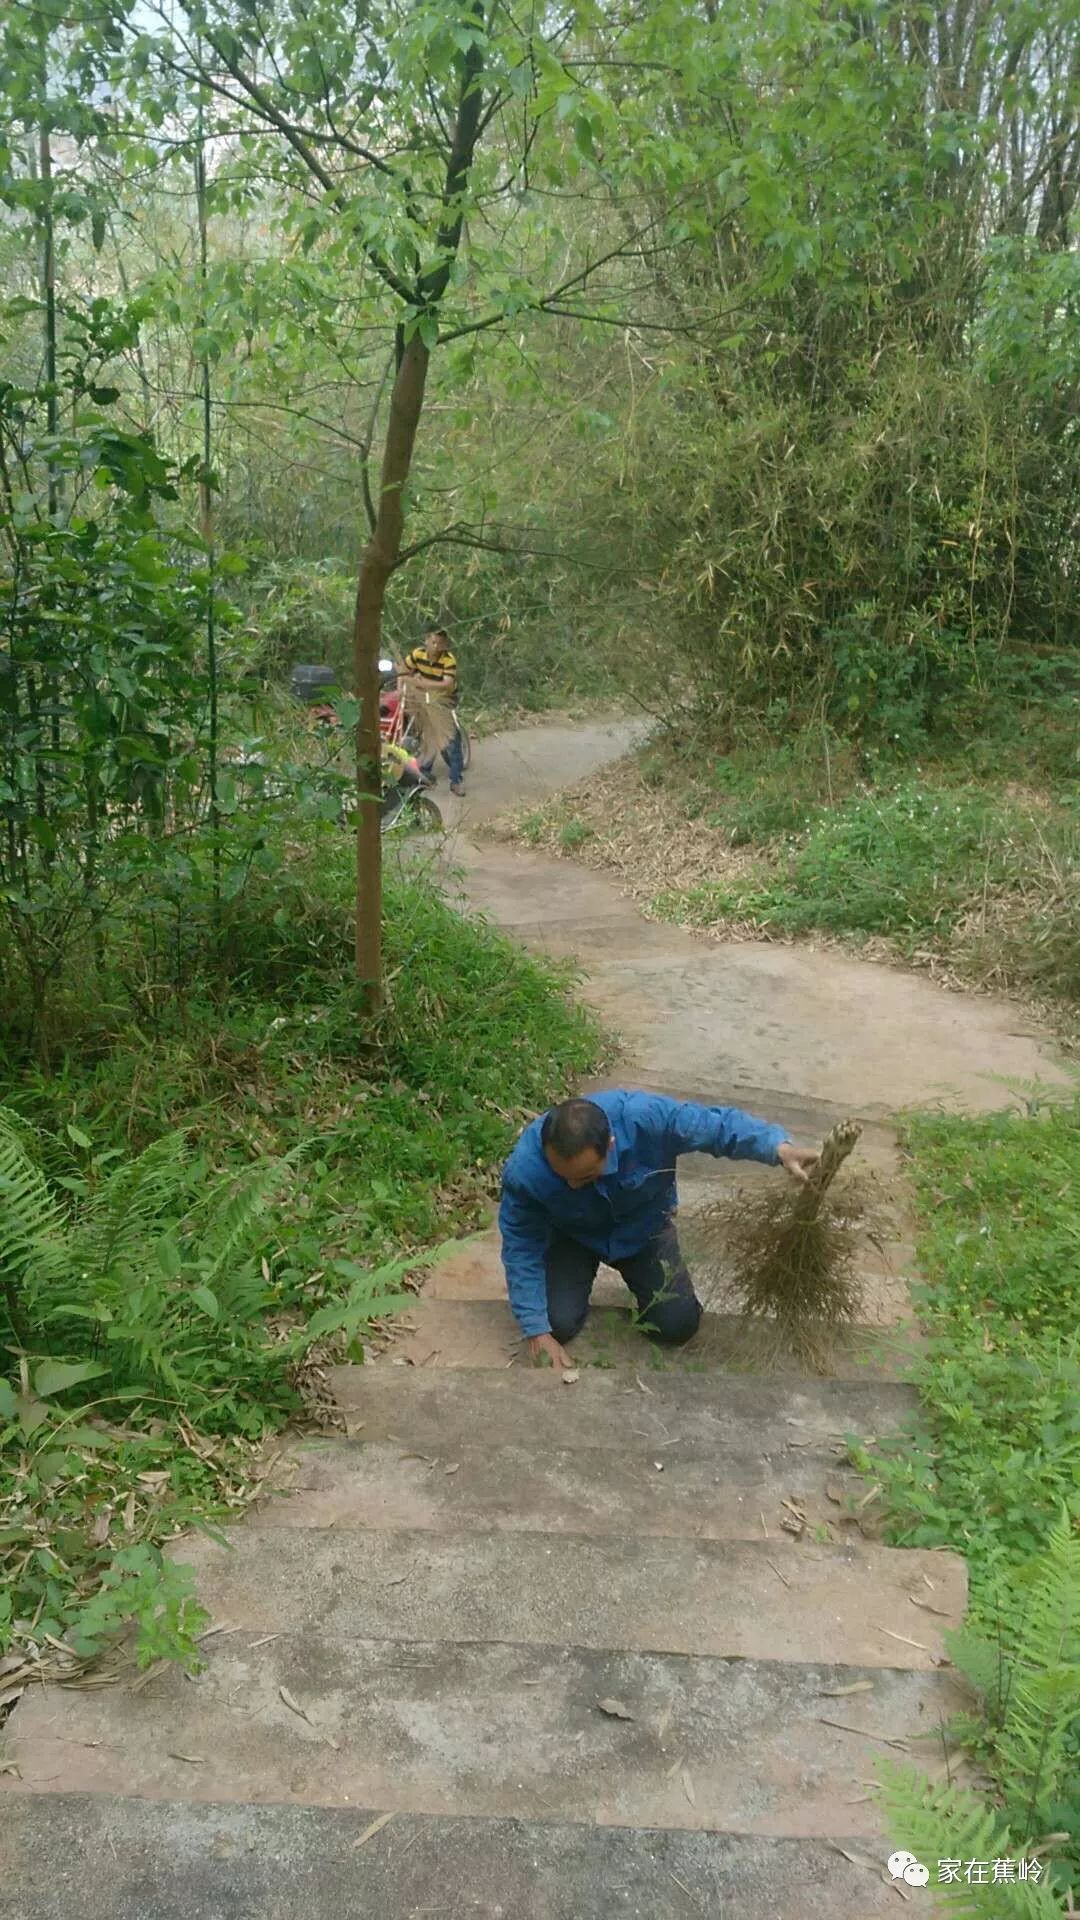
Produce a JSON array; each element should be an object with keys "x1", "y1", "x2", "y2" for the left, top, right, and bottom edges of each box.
[
  {"x1": 541, "y1": 1098, "x2": 611, "y2": 1159},
  {"x1": 425, "y1": 623, "x2": 450, "y2": 643}
]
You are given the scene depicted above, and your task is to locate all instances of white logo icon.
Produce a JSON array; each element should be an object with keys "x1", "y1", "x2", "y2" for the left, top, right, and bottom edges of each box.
[{"x1": 888, "y1": 1852, "x2": 930, "y2": 1886}]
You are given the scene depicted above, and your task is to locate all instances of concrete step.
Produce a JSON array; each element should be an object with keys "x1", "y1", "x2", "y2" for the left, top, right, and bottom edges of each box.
[
  {"x1": 259, "y1": 1437, "x2": 871, "y2": 1543},
  {"x1": 158, "y1": 1525, "x2": 964, "y2": 1668},
  {"x1": 8, "y1": 1635, "x2": 960, "y2": 1840},
  {"x1": 299, "y1": 1368, "x2": 915, "y2": 1543},
  {"x1": 2, "y1": 1792, "x2": 907, "y2": 1918},
  {"x1": 329, "y1": 1362, "x2": 920, "y2": 1451},
  {"x1": 368, "y1": 1295, "x2": 921, "y2": 1376}
]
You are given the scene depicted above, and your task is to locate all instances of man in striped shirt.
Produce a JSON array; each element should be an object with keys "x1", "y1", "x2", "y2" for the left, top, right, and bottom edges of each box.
[{"x1": 400, "y1": 627, "x2": 465, "y2": 795}]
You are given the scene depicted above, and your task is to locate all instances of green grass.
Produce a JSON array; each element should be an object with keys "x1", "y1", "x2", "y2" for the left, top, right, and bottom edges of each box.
[
  {"x1": 1, "y1": 832, "x2": 603, "y2": 1672},
  {"x1": 859, "y1": 1093, "x2": 1080, "y2": 1899},
  {"x1": 862, "y1": 1094, "x2": 1080, "y2": 1584},
  {"x1": 652, "y1": 751, "x2": 1079, "y2": 1009}
]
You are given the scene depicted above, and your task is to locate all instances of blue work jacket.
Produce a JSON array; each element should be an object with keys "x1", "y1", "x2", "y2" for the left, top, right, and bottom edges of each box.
[{"x1": 498, "y1": 1088, "x2": 789, "y2": 1337}]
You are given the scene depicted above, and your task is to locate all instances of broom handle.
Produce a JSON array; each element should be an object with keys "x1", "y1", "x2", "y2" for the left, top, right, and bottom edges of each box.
[{"x1": 792, "y1": 1118, "x2": 862, "y2": 1224}]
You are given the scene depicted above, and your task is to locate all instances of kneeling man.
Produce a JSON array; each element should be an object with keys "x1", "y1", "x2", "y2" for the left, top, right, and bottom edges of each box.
[{"x1": 499, "y1": 1089, "x2": 819, "y2": 1368}]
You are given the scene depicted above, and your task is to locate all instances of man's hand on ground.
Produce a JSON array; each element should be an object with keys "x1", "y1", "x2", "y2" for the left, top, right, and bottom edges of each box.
[
  {"x1": 778, "y1": 1142, "x2": 820, "y2": 1184},
  {"x1": 527, "y1": 1332, "x2": 574, "y2": 1369}
]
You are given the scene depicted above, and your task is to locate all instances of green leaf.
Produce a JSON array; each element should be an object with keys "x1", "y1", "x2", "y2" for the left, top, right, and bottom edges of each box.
[
  {"x1": 156, "y1": 1234, "x2": 183, "y2": 1280},
  {"x1": 0, "y1": 1379, "x2": 17, "y2": 1422},
  {"x1": 17, "y1": 1397, "x2": 49, "y2": 1438},
  {"x1": 33, "y1": 1359, "x2": 110, "y2": 1399},
  {"x1": 67, "y1": 1124, "x2": 93, "y2": 1149},
  {"x1": 59, "y1": 1425, "x2": 114, "y2": 1450},
  {"x1": 192, "y1": 1285, "x2": 219, "y2": 1320}
]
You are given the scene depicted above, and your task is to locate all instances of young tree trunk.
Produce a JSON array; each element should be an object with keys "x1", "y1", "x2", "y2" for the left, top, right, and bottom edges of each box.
[
  {"x1": 352, "y1": 335, "x2": 431, "y2": 1004},
  {"x1": 351, "y1": 4, "x2": 485, "y2": 1003}
]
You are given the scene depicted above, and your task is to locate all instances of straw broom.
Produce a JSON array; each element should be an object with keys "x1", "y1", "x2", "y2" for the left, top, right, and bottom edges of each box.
[{"x1": 686, "y1": 1118, "x2": 869, "y2": 1370}]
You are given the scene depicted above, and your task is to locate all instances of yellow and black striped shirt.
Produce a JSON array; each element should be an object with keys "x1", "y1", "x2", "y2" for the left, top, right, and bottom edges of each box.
[{"x1": 404, "y1": 644, "x2": 456, "y2": 687}]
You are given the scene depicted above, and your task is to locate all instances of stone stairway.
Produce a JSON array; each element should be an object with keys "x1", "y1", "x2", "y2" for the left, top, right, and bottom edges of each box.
[{"x1": 5, "y1": 1224, "x2": 966, "y2": 1920}]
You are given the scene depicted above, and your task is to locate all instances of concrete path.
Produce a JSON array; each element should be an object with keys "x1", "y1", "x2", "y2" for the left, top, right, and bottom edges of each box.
[{"x1": 4, "y1": 714, "x2": 1067, "y2": 1919}]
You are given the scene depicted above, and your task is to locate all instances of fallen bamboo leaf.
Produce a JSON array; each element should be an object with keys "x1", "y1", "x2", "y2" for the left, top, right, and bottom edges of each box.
[
  {"x1": 248, "y1": 1635, "x2": 280, "y2": 1651},
  {"x1": 444, "y1": 1462, "x2": 460, "y2": 1475},
  {"x1": 874, "y1": 1626, "x2": 930, "y2": 1653},
  {"x1": 88, "y1": 1508, "x2": 112, "y2": 1547},
  {"x1": 279, "y1": 1686, "x2": 310, "y2": 1722},
  {"x1": 765, "y1": 1558, "x2": 791, "y2": 1588},
  {"x1": 561, "y1": 1368, "x2": 580, "y2": 1385},
  {"x1": 130, "y1": 1661, "x2": 168, "y2": 1694},
  {"x1": 818, "y1": 1717, "x2": 909, "y2": 1750},
  {"x1": 827, "y1": 1842, "x2": 885, "y2": 1874},
  {"x1": 596, "y1": 1698, "x2": 634, "y2": 1721},
  {"x1": 824, "y1": 1481, "x2": 846, "y2": 1505},
  {"x1": 400, "y1": 1453, "x2": 436, "y2": 1466},
  {"x1": 123, "y1": 1491, "x2": 136, "y2": 1532},
  {"x1": 909, "y1": 1595, "x2": 953, "y2": 1618},
  {"x1": 353, "y1": 1811, "x2": 397, "y2": 1851},
  {"x1": 635, "y1": 1375, "x2": 654, "y2": 1396},
  {"x1": 665, "y1": 1755, "x2": 683, "y2": 1778},
  {"x1": 819, "y1": 1681, "x2": 874, "y2": 1697},
  {"x1": 682, "y1": 1768, "x2": 696, "y2": 1807},
  {"x1": 167, "y1": 1752, "x2": 204, "y2": 1765}
]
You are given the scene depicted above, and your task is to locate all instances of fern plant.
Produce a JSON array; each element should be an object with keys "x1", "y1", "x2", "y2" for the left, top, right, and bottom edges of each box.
[
  {"x1": 0, "y1": 1110, "x2": 289, "y2": 1425},
  {"x1": 878, "y1": 1765, "x2": 1067, "y2": 1917},
  {"x1": 0, "y1": 1105, "x2": 69, "y2": 1337},
  {"x1": 882, "y1": 1515, "x2": 1080, "y2": 1913},
  {"x1": 950, "y1": 1511, "x2": 1080, "y2": 1876},
  {"x1": 1, "y1": 1107, "x2": 411, "y2": 1431}
]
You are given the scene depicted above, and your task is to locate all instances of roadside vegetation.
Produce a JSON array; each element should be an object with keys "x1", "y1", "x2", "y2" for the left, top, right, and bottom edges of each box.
[
  {"x1": 1, "y1": 824, "x2": 601, "y2": 1678},
  {"x1": 876, "y1": 1094, "x2": 1080, "y2": 1907},
  {"x1": 511, "y1": 706, "x2": 1079, "y2": 1028}
]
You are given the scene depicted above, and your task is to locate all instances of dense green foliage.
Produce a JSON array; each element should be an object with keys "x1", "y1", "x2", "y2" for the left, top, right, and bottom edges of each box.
[
  {"x1": 867, "y1": 1099, "x2": 1080, "y2": 1582},
  {"x1": 1, "y1": 833, "x2": 602, "y2": 1665},
  {"x1": 866, "y1": 1098, "x2": 1080, "y2": 1897}
]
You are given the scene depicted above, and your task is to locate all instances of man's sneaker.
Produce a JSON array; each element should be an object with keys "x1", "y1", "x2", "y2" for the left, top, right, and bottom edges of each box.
[{"x1": 450, "y1": 782, "x2": 466, "y2": 797}]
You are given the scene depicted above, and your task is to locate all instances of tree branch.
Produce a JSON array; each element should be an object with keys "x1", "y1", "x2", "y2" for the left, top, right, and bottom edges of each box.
[
  {"x1": 391, "y1": 521, "x2": 608, "y2": 570},
  {"x1": 175, "y1": 8, "x2": 418, "y2": 307}
]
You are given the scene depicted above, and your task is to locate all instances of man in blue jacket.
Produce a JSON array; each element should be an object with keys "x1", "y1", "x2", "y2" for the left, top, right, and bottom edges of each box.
[{"x1": 499, "y1": 1089, "x2": 820, "y2": 1370}]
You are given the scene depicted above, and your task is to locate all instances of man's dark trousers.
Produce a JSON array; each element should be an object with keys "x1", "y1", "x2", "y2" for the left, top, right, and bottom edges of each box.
[{"x1": 546, "y1": 1223, "x2": 702, "y2": 1345}]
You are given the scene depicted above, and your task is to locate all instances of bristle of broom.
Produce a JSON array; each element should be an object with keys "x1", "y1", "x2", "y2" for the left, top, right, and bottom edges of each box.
[{"x1": 681, "y1": 1120, "x2": 876, "y2": 1371}]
